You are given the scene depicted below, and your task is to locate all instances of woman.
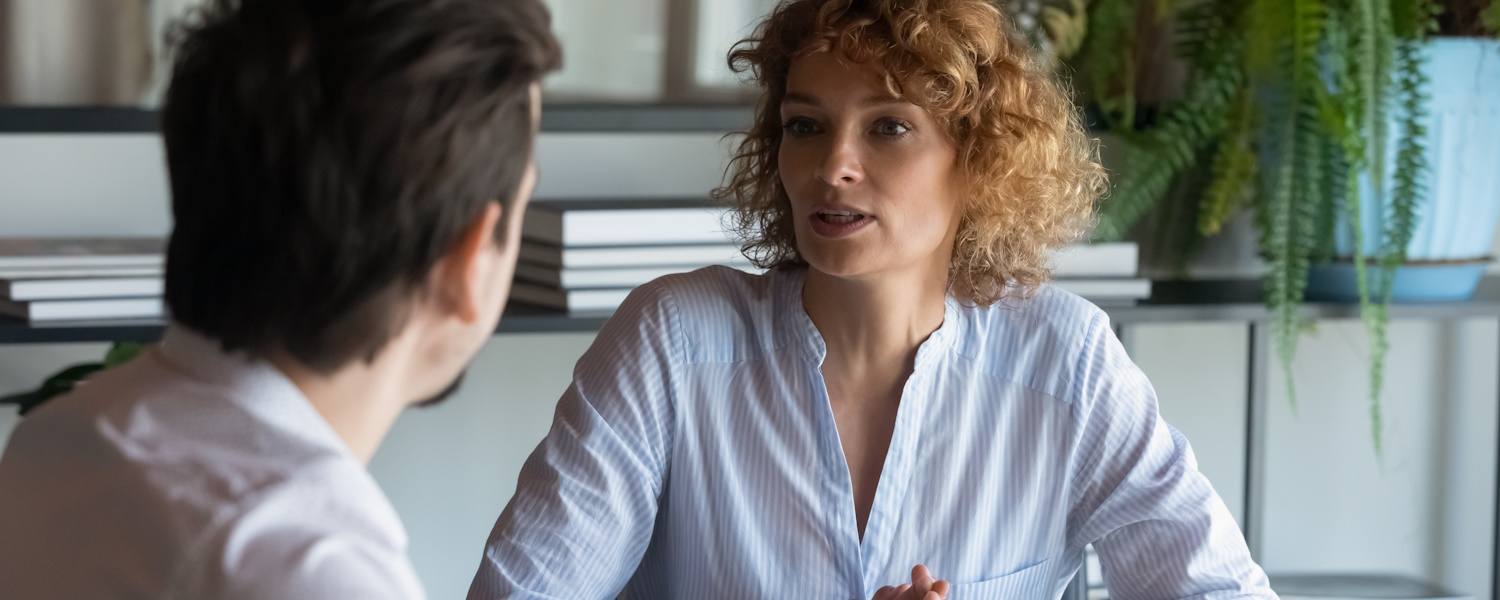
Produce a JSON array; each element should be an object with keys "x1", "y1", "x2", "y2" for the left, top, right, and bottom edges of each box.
[{"x1": 470, "y1": 0, "x2": 1273, "y2": 598}]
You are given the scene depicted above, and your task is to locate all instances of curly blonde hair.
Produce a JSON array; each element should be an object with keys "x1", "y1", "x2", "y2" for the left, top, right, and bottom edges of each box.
[{"x1": 714, "y1": 0, "x2": 1107, "y2": 305}]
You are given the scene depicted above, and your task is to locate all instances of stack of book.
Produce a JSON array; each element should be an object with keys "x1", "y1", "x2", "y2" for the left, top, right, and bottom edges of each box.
[
  {"x1": 1048, "y1": 242, "x2": 1151, "y2": 305},
  {"x1": 0, "y1": 228, "x2": 1146, "y2": 322},
  {"x1": 508, "y1": 200, "x2": 1150, "y2": 314},
  {"x1": 0, "y1": 238, "x2": 166, "y2": 322},
  {"x1": 509, "y1": 200, "x2": 752, "y2": 313}
]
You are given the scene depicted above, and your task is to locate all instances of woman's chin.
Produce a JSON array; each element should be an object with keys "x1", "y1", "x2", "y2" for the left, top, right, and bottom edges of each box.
[{"x1": 802, "y1": 251, "x2": 884, "y2": 280}]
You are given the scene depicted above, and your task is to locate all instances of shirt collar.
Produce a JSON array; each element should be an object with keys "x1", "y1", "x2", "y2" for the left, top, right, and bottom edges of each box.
[
  {"x1": 776, "y1": 266, "x2": 958, "y2": 369},
  {"x1": 155, "y1": 323, "x2": 355, "y2": 460}
]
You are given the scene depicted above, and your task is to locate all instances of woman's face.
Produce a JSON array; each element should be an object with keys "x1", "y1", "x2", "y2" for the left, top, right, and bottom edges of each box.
[{"x1": 778, "y1": 51, "x2": 963, "y2": 282}]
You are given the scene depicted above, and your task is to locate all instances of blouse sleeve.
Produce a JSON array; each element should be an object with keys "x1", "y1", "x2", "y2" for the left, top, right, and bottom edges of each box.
[
  {"x1": 468, "y1": 280, "x2": 684, "y2": 600},
  {"x1": 1065, "y1": 312, "x2": 1276, "y2": 599}
]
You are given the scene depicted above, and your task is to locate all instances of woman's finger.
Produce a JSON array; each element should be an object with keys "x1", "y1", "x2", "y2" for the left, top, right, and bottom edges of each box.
[
  {"x1": 872, "y1": 585, "x2": 898, "y2": 600},
  {"x1": 910, "y1": 564, "x2": 934, "y2": 589}
]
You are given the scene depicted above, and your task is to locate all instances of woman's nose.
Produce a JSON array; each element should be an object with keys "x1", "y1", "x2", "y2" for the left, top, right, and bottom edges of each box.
[{"x1": 814, "y1": 134, "x2": 864, "y2": 187}]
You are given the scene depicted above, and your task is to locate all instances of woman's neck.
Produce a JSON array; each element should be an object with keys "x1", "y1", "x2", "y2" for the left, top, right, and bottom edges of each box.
[{"x1": 801, "y1": 262, "x2": 948, "y2": 373}]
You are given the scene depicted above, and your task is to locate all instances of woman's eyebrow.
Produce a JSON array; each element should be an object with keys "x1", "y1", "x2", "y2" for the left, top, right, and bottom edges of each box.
[
  {"x1": 782, "y1": 91, "x2": 906, "y2": 108},
  {"x1": 858, "y1": 94, "x2": 905, "y2": 107},
  {"x1": 782, "y1": 91, "x2": 820, "y2": 106}
]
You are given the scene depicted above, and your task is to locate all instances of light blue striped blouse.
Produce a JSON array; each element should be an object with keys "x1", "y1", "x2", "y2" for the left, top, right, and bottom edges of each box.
[{"x1": 469, "y1": 266, "x2": 1274, "y2": 600}]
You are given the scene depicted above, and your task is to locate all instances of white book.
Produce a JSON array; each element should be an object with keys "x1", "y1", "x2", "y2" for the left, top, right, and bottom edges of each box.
[
  {"x1": 566, "y1": 289, "x2": 633, "y2": 313},
  {"x1": 519, "y1": 242, "x2": 751, "y2": 269},
  {"x1": 515, "y1": 264, "x2": 761, "y2": 290},
  {"x1": 0, "y1": 238, "x2": 164, "y2": 269},
  {"x1": 512, "y1": 277, "x2": 1151, "y2": 315},
  {"x1": 513, "y1": 263, "x2": 562, "y2": 287},
  {"x1": 583, "y1": 278, "x2": 1148, "y2": 310},
  {"x1": 1051, "y1": 278, "x2": 1152, "y2": 300},
  {"x1": 508, "y1": 283, "x2": 631, "y2": 313},
  {"x1": 1051, "y1": 242, "x2": 1139, "y2": 278},
  {"x1": 508, "y1": 282, "x2": 567, "y2": 308},
  {"x1": 561, "y1": 265, "x2": 760, "y2": 289},
  {"x1": 0, "y1": 265, "x2": 164, "y2": 279},
  {"x1": 0, "y1": 297, "x2": 164, "y2": 321},
  {"x1": 524, "y1": 200, "x2": 732, "y2": 247},
  {"x1": 1, "y1": 277, "x2": 163, "y2": 301}
]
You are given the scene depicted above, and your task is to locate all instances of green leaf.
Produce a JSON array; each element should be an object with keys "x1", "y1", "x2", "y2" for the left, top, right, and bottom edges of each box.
[
  {"x1": 1483, "y1": 2, "x2": 1500, "y2": 34},
  {"x1": 1042, "y1": 0, "x2": 1091, "y2": 61},
  {"x1": 6, "y1": 363, "x2": 106, "y2": 415},
  {"x1": 3, "y1": 341, "x2": 147, "y2": 416},
  {"x1": 1095, "y1": 2, "x2": 1247, "y2": 241},
  {"x1": 1081, "y1": 0, "x2": 1140, "y2": 130},
  {"x1": 105, "y1": 342, "x2": 144, "y2": 369},
  {"x1": 1253, "y1": 0, "x2": 1327, "y2": 413},
  {"x1": 1198, "y1": 91, "x2": 1258, "y2": 236},
  {"x1": 1358, "y1": 35, "x2": 1432, "y2": 456}
]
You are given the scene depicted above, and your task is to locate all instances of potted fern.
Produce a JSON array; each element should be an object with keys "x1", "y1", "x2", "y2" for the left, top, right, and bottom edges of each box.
[
  {"x1": 1080, "y1": 0, "x2": 1500, "y2": 452},
  {"x1": 0, "y1": 343, "x2": 142, "y2": 416}
]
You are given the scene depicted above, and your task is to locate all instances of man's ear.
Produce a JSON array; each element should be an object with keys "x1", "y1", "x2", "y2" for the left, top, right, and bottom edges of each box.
[{"x1": 433, "y1": 201, "x2": 504, "y2": 323}]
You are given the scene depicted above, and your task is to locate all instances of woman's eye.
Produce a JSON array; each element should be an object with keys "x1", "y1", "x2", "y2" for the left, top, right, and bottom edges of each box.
[
  {"x1": 782, "y1": 118, "x2": 819, "y2": 136},
  {"x1": 875, "y1": 119, "x2": 911, "y2": 137}
]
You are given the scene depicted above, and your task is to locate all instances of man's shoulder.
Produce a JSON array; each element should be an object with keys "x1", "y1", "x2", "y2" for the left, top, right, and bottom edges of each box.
[
  {"x1": 174, "y1": 459, "x2": 423, "y2": 599},
  {"x1": 0, "y1": 353, "x2": 394, "y2": 598}
]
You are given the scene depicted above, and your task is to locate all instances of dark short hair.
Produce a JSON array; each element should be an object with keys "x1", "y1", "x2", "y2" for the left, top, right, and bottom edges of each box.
[{"x1": 161, "y1": 0, "x2": 561, "y2": 372}]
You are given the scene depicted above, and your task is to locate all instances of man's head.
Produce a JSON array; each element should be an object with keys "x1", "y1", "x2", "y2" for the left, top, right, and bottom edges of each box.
[{"x1": 161, "y1": 0, "x2": 560, "y2": 402}]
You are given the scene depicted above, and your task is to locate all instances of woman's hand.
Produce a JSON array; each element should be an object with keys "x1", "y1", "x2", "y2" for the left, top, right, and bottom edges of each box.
[{"x1": 871, "y1": 564, "x2": 949, "y2": 600}]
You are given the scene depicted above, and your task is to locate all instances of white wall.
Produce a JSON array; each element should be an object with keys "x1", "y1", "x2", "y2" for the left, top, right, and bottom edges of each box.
[
  {"x1": 368, "y1": 333, "x2": 596, "y2": 598},
  {"x1": 1, "y1": 131, "x2": 1497, "y2": 600}
]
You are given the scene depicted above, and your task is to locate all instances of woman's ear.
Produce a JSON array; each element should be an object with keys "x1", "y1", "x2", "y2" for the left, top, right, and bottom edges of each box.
[{"x1": 432, "y1": 201, "x2": 505, "y2": 323}]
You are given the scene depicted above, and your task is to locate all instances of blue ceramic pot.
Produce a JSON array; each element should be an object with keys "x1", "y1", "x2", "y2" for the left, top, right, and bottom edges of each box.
[{"x1": 1312, "y1": 38, "x2": 1500, "y2": 302}]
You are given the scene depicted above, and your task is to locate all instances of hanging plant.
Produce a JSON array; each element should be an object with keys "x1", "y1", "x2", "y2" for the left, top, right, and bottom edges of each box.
[
  {"x1": 1004, "y1": 0, "x2": 1094, "y2": 65},
  {"x1": 1080, "y1": 0, "x2": 1491, "y2": 454}
]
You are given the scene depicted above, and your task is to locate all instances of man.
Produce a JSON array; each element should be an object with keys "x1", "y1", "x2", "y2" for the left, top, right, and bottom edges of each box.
[{"x1": 0, "y1": 0, "x2": 559, "y2": 597}]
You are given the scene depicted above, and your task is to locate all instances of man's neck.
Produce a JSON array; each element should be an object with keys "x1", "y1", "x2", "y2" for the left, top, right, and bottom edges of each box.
[{"x1": 268, "y1": 346, "x2": 415, "y2": 465}]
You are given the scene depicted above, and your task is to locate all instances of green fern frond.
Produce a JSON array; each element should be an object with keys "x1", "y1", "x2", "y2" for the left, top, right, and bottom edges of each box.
[
  {"x1": 1388, "y1": 46, "x2": 1431, "y2": 273},
  {"x1": 1483, "y1": 2, "x2": 1500, "y2": 34},
  {"x1": 1082, "y1": 0, "x2": 1140, "y2": 131},
  {"x1": 1392, "y1": 0, "x2": 1442, "y2": 38},
  {"x1": 1356, "y1": 33, "x2": 1432, "y2": 454},
  {"x1": 1342, "y1": 142, "x2": 1376, "y2": 446},
  {"x1": 1257, "y1": 0, "x2": 1327, "y2": 412},
  {"x1": 1199, "y1": 91, "x2": 1258, "y2": 236},
  {"x1": 1367, "y1": 0, "x2": 1394, "y2": 217},
  {"x1": 1312, "y1": 128, "x2": 1347, "y2": 262},
  {"x1": 1042, "y1": 0, "x2": 1090, "y2": 61},
  {"x1": 1261, "y1": 83, "x2": 1299, "y2": 408},
  {"x1": 1096, "y1": 4, "x2": 1247, "y2": 241}
]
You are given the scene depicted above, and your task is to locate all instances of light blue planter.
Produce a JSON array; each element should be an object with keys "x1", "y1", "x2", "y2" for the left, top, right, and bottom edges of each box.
[
  {"x1": 1305, "y1": 260, "x2": 1490, "y2": 302},
  {"x1": 1314, "y1": 38, "x2": 1500, "y2": 301}
]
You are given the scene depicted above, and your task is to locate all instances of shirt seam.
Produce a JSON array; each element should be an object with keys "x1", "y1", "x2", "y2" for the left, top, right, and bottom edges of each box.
[
  {"x1": 653, "y1": 279, "x2": 688, "y2": 489},
  {"x1": 1062, "y1": 311, "x2": 1106, "y2": 550},
  {"x1": 935, "y1": 340, "x2": 1075, "y2": 408},
  {"x1": 655, "y1": 267, "x2": 797, "y2": 367}
]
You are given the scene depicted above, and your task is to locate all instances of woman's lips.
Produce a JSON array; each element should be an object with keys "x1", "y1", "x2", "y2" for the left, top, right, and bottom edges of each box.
[{"x1": 809, "y1": 211, "x2": 873, "y2": 238}]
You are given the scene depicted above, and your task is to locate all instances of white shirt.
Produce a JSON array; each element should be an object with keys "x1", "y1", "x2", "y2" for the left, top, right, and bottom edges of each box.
[
  {"x1": 0, "y1": 326, "x2": 425, "y2": 600},
  {"x1": 471, "y1": 266, "x2": 1273, "y2": 600}
]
